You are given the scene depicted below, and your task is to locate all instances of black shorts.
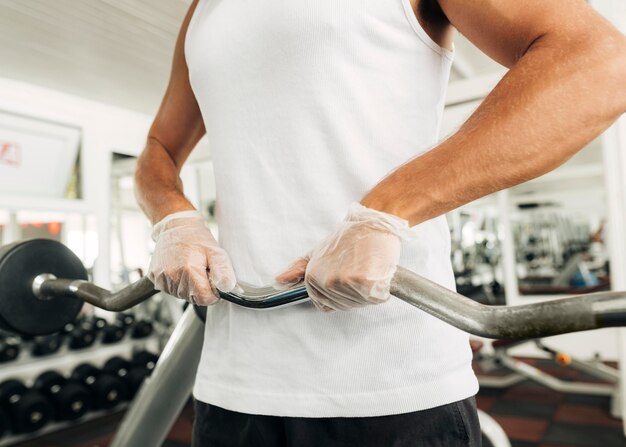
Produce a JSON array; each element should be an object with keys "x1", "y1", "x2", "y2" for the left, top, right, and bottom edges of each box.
[{"x1": 192, "y1": 396, "x2": 481, "y2": 447}]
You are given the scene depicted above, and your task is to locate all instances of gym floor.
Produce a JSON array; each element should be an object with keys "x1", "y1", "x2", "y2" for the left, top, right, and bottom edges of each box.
[
  {"x1": 476, "y1": 357, "x2": 624, "y2": 447},
  {"x1": 10, "y1": 357, "x2": 623, "y2": 447}
]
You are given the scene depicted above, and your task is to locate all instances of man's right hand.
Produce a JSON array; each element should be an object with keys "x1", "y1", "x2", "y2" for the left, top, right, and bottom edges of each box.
[{"x1": 148, "y1": 211, "x2": 237, "y2": 305}]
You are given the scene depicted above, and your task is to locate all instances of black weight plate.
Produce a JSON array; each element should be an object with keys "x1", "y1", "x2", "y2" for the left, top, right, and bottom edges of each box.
[{"x1": 0, "y1": 239, "x2": 87, "y2": 336}]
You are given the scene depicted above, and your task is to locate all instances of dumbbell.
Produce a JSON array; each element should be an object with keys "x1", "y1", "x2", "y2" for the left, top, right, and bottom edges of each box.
[
  {"x1": 103, "y1": 356, "x2": 132, "y2": 380},
  {"x1": 129, "y1": 351, "x2": 158, "y2": 398},
  {"x1": 103, "y1": 356, "x2": 150, "y2": 400},
  {"x1": 31, "y1": 333, "x2": 62, "y2": 357},
  {"x1": 116, "y1": 313, "x2": 135, "y2": 328},
  {"x1": 78, "y1": 315, "x2": 107, "y2": 339},
  {"x1": 0, "y1": 334, "x2": 20, "y2": 363},
  {"x1": 0, "y1": 379, "x2": 53, "y2": 433},
  {"x1": 101, "y1": 321, "x2": 127, "y2": 344},
  {"x1": 101, "y1": 314, "x2": 135, "y2": 344},
  {"x1": 125, "y1": 368, "x2": 150, "y2": 399},
  {"x1": 88, "y1": 316, "x2": 107, "y2": 332},
  {"x1": 130, "y1": 320, "x2": 153, "y2": 339},
  {"x1": 132, "y1": 350, "x2": 159, "y2": 372},
  {"x1": 71, "y1": 363, "x2": 126, "y2": 410},
  {"x1": 34, "y1": 371, "x2": 92, "y2": 421},
  {"x1": 103, "y1": 357, "x2": 143, "y2": 399},
  {"x1": 67, "y1": 321, "x2": 96, "y2": 350}
]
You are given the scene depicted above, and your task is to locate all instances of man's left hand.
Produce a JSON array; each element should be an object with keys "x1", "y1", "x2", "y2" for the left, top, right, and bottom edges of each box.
[{"x1": 275, "y1": 203, "x2": 413, "y2": 312}]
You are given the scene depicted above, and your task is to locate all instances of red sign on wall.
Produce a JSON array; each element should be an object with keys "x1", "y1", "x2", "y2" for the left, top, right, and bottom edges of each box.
[{"x1": 0, "y1": 141, "x2": 20, "y2": 167}]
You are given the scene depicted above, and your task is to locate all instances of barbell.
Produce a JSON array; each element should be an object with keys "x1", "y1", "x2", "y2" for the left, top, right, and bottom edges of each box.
[{"x1": 1, "y1": 238, "x2": 626, "y2": 338}]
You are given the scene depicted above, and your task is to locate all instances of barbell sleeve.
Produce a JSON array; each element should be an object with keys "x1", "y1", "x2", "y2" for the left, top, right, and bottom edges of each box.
[{"x1": 36, "y1": 276, "x2": 159, "y2": 312}]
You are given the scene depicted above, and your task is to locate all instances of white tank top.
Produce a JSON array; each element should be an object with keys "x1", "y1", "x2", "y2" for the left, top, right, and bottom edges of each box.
[{"x1": 186, "y1": 0, "x2": 478, "y2": 417}]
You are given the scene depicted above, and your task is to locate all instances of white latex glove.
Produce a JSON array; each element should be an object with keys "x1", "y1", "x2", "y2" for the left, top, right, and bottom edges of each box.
[
  {"x1": 275, "y1": 203, "x2": 413, "y2": 312},
  {"x1": 148, "y1": 210, "x2": 236, "y2": 305}
]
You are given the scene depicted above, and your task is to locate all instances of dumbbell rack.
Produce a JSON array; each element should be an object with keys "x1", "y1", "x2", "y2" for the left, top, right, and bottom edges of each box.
[
  {"x1": 0, "y1": 402, "x2": 131, "y2": 447},
  {"x1": 0, "y1": 333, "x2": 161, "y2": 446}
]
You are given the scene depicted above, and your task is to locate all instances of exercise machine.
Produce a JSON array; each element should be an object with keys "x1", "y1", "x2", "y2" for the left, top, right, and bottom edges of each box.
[
  {"x1": 3, "y1": 239, "x2": 626, "y2": 445},
  {"x1": 474, "y1": 337, "x2": 621, "y2": 418}
]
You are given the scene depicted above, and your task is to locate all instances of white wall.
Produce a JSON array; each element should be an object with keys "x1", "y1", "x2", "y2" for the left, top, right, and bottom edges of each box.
[
  {"x1": 0, "y1": 76, "x2": 151, "y2": 286},
  {"x1": 0, "y1": 76, "x2": 209, "y2": 287}
]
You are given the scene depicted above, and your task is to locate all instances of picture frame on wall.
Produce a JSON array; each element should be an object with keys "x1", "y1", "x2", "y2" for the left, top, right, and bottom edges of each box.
[{"x1": 0, "y1": 110, "x2": 81, "y2": 199}]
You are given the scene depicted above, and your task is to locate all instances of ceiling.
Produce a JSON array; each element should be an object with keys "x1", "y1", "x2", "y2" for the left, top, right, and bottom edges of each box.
[
  {"x1": 0, "y1": 0, "x2": 502, "y2": 116},
  {"x1": 0, "y1": 0, "x2": 191, "y2": 115}
]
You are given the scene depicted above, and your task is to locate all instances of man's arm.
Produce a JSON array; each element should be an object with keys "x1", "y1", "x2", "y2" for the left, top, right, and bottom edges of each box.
[
  {"x1": 136, "y1": 0, "x2": 236, "y2": 303},
  {"x1": 362, "y1": 0, "x2": 626, "y2": 225},
  {"x1": 135, "y1": 0, "x2": 204, "y2": 224}
]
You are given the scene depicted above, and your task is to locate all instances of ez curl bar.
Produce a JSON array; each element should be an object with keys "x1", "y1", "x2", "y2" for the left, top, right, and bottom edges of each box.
[{"x1": 1, "y1": 239, "x2": 626, "y2": 339}]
